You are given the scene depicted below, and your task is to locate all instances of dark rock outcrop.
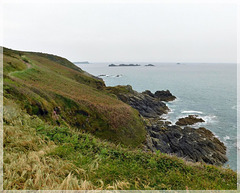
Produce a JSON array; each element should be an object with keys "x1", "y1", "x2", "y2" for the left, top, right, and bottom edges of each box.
[
  {"x1": 110, "y1": 85, "x2": 228, "y2": 166},
  {"x1": 176, "y1": 115, "x2": 205, "y2": 126},
  {"x1": 145, "y1": 64, "x2": 155, "y2": 66},
  {"x1": 154, "y1": 90, "x2": 176, "y2": 102},
  {"x1": 112, "y1": 86, "x2": 170, "y2": 118},
  {"x1": 142, "y1": 90, "x2": 176, "y2": 102},
  {"x1": 146, "y1": 122, "x2": 227, "y2": 165}
]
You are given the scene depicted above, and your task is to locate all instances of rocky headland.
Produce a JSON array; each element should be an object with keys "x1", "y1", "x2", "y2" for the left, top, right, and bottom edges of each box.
[{"x1": 107, "y1": 85, "x2": 227, "y2": 166}]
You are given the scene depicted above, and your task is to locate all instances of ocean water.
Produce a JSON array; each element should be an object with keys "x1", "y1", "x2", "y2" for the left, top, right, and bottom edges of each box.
[{"x1": 77, "y1": 62, "x2": 237, "y2": 171}]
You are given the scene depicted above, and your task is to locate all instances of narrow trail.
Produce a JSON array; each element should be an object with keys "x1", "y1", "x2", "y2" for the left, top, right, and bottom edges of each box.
[
  {"x1": 8, "y1": 60, "x2": 32, "y2": 78},
  {"x1": 24, "y1": 61, "x2": 32, "y2": 69}
]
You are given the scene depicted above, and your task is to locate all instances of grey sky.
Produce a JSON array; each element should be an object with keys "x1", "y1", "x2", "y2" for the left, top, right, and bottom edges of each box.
[{"x1": 2, "y1": 0, "x2": 237, "y2": 63}]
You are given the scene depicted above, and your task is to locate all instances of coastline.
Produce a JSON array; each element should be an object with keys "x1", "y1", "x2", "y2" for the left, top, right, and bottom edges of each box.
[
  {"x1": 3, "y1": 48, "x2": 237, "y2": 190},
  {"x1": 81, "y1": 62, "x2": 236, "y2": 170},
  {"x1": 106, "y1": 85, "x2": 228, "y2": 166}
]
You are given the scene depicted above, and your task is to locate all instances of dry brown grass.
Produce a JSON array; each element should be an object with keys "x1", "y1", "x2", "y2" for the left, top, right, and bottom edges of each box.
[
  {"x1": 3, "y1": 99, "x2": 238, "y2": 190},
  {"x1": 4, "y1": 49, "x2": 145, "y2": 145},
  {"x1": 3, "y1": 99, "x2": 91, "y2": 190},
  {"x1": 3, "y1": 98, "x2": 135, "y2": 190}
]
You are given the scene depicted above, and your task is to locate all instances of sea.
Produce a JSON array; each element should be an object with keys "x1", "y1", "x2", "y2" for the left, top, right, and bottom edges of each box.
[{"x1": 76, "y1": 62, "x2": 238, "y2": 171}]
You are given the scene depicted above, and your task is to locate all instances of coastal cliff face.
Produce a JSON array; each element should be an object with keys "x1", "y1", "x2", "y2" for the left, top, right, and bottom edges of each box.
[{"x1": 106, "y1": 85, "x2": 228, "y2": 166}]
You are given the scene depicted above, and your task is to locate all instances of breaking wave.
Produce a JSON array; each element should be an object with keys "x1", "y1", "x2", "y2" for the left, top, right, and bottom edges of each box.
[{"x1": 181, "y1": 110, "x2": 203, "y2": 114}]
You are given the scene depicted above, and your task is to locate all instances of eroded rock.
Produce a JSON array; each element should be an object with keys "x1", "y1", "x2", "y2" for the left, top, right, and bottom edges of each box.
[
  {"x1": 146, "y1": 124, "x2": 227, "y2": 165},
  {"x1": 108, "y1": 85, "x2": 227, "y2": 166},
  {"x1": 111, "y1": 86, "x2": 170, "y2": 118},
  {"x1": 176, "y1": 115, "x2": 205, "y2": 126}
]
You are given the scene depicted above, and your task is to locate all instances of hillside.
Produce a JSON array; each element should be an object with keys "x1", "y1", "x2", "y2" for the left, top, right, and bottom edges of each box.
[
  {"x1": 3, "y1": 47, "x2": 145, "y2": 147},
  {"x1": 3, "y1": 47, "x2": 237, "y2": 190}
]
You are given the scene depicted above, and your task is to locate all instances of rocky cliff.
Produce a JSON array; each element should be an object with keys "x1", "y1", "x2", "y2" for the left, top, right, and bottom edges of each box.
[{"x1": 107, "y1": 85, "x2": 228, "y2": 166}]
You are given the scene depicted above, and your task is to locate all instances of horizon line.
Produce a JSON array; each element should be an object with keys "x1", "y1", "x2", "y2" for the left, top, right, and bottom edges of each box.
[{"x1": 73, "y1": 61, "x2": 237, "y2": 64}]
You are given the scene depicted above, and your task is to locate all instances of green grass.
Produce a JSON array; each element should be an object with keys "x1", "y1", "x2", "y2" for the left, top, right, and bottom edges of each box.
[
  {"x1": 37, "y1": 125, "x2": 237, "y2": 190},
  {"x1": 105, "y1": 85, "x2": 134, "y2": 95},
  {"x1": 3, "y1": 98, "x2": 237, "y2": 190},
  {"x1": 3, "y1": 47, "x2": 237, "y2": 190},
  {"x1": 3, "y1": 47, "x2": 146, "y2": 148}
]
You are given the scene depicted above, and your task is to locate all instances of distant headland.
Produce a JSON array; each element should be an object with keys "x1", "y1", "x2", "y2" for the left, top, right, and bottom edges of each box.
[
  {"x1": 109, "y1": 64, "x2": 140, "y2": 67},
  {"x1": 74, "y1": 61, "x2": 89, "y2": 64},
  {"x1": 109, "y1": 63, "x2": 155, "y2": 67}
]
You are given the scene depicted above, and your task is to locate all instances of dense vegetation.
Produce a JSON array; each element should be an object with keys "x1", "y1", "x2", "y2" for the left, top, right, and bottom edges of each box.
[
  {"x1": 3, "y1": 47, "x2": 145, "y2": 147},
  {"x1": 3, "y1": 47, "x2": 237, "y2": 190}
]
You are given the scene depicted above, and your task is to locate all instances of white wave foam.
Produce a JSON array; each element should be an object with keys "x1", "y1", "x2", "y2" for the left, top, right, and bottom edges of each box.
[
  {"x1": 102, "y1": 74, "x2": 123, "y2": 78},
  {"x1": 223, "y1": 136, "x2": 230, "y2": 141},
  {"x1": 199, "y1": 115, "x2": 217, "y2": 124},
  {"x1": 98, "y1": 74, "x2": 109, "y2": 77},
  {"x1": 166, "y1": 97, "x2": 181, "y2": 104},
  {"x1": 181, "y1": 110, "x2": 203, "y2": 114},
  {"x1": 174, "y1": 114, "x2": 218, "y2": 128},
  {"x1": 161, "y1": 114, "x2": 169, "y2": 120},
  {"x1": 231, "y1": 105, "x2": 237, "y2": 110},
  {"x1": 167, "y1": 108, "x2": 175, "y2": 114}
]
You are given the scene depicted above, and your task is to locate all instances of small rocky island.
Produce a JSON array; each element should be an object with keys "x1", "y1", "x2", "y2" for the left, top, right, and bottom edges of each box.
[
  {"x1": 74, "y1": 61, "x2": 89, "y2": 64},
  {"x1": 109, "y1": 64, "x2": 140, "y2": 67},
  {"x1": 176, "y1": 115, "x2": 205, "y2": 126},
  {"x1": 145, "y1": 64, "x2": 155, "y2": 66},
  {"x1": 107, "y1": 85, "x2": 227, "y2": 166}
]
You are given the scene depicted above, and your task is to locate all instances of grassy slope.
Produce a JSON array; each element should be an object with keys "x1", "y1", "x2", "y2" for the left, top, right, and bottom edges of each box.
[
  {"x1": 3, "y1": 47, "x2": 145, "y2": 147},
  {"x1": 3, "y1": 47, "x2": 237, "y2": 190}
]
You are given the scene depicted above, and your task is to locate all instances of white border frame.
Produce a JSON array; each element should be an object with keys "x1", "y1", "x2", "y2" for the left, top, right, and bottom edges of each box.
[{"x1": 0, "y1": 0, "x2": 239, "y2": 192}]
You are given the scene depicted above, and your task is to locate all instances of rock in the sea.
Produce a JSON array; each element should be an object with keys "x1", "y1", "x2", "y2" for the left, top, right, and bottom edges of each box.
[
  {"x1": 145, "y1": 64, "x2": 155, "y2": 66},
  {"x1": 107, "y1": 85, "x2": 227, "y2": 166},
  {"x1": 176, "y1": 115, "x2": 205, "y2": 126},
  {"x1": 142, "y1": 90, "x2": 176, "y2": 102},
  {"x1": 154, "y1": 90, "x2": 176, "y2": 101}
]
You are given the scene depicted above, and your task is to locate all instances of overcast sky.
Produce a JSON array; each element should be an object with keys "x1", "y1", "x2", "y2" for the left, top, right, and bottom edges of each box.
[{"x1": 2, "y1": 0, "x2": 237, "y2": 63}]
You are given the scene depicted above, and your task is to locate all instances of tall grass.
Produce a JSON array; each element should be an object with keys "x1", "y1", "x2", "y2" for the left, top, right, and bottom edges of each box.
[{"x1": 3, "y1": 98, "x2": 237, "y2": 190}]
